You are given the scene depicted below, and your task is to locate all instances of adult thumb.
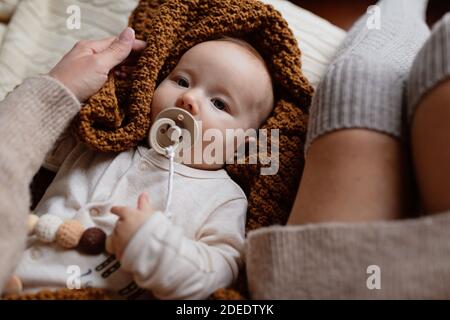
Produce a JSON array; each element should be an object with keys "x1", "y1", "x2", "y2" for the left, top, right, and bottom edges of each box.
[{"x1": 98, "y1": 27, "x2": 135, "y2": 70}]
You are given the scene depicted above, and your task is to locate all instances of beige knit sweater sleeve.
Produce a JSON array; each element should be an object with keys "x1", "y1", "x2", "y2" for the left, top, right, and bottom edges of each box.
[
  {"x1": 246, "y1": 211, "x2": 450, "y2": 299},
  {"x1": 0, "y1": 75, "x2": 80, "y2": 292}
]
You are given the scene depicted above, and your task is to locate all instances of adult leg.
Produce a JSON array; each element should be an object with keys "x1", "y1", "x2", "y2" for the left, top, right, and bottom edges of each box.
[
  {"x1": 290, "y1": 130, "x2": 413, "y2": 224},
  {"x1": 409, "y1": 13, "x2": 450, "y2": 214},
  {"x1": 288, "y1": 0, "x2": 430, "y2": 225}
]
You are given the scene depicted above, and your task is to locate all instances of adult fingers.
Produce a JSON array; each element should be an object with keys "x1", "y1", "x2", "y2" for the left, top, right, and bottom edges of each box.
[
  {"x1": 132, "y1": 39, "x2": 146, "y2": 51},
  {"x1": 84, "y1": 36, "x2": 116, "y2": 53},
  {"x1": 115, "y1": 40, "x2": 146, "y2": 68},
  {"x1": 96, "y1": 27, "x2": 135, "y2": 70}
]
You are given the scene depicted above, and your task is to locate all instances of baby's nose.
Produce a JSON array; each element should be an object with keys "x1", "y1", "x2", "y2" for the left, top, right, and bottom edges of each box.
[{"x1": 177, "y1": 92, "x2": 200, "y2": 116}]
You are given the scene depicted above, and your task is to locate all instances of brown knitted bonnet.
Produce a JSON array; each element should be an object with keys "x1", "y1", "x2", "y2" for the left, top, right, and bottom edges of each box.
[{"x1": 71, "y1": 0, "x2": 314, "y2": 232}]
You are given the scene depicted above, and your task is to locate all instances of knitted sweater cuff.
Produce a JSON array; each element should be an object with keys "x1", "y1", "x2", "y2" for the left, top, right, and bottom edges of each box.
[
  {"x1": 246, "y1": 212, "x2": 450, "y2": 299},
  {"x1": 305, "y1": 57, "x2": 406, "y2": 152},
  {"x1": 407, "y1": 13, "x2": 450, "y2": 121},
  {"x1": 0, "y1": 75, "x2": 80, "y2": 177}
]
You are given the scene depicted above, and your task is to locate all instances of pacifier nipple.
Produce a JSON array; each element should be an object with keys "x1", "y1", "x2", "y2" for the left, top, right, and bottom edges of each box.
[
  {"x1": 167, "y1": 126, "x2": 182, "y2": 144},
  {"x1": 148, "y1": 107, "x2": 200, "y2": 158}
]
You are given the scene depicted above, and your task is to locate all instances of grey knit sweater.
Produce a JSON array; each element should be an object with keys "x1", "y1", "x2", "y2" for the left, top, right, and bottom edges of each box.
[
  {"x1": 246, "y1": 212, "x2": 450, "y2": 299},
  {"x1": 0, "y1": 76, "x2": 80, "y2": 293},
  {"x1": 246, "y1": 11, "x2": 450, "y2": 300}
]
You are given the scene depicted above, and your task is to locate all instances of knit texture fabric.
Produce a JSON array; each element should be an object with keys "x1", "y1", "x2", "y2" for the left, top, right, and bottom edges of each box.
[
  {"x1": 0, "y1": 75, "x2": 80, "y2": 294},
  {"x1": 305, "y1": 0, "x2": 430, "y2": 151},
  {"x1": 55, "y1": 220, "x2": 85, "y2": 249},
  {"x1": 0, "y1": 0, "x2": 138, "y2": 100},
  {"x1": 246, "y1": 210, "x2": 450, "y2": 299},
  {"x1": 71, "y1": 0, "x2": 314, "y2": 233},
  {"x1": 407, "y1": 12, "x2": 450, "y2": 120},
  {"x1": 4, "y1": 288, "x2": 111, "y2": 300}
]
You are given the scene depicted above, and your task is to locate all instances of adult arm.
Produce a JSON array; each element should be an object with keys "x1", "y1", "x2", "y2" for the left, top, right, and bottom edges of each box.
[{"x1": 0, "y1": 27, "x2": 145, "y2": 294}]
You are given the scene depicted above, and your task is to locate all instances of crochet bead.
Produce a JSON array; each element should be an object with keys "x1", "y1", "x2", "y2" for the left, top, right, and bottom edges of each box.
[
  {"x1": 35, "y1": 214, "x2": 63, "y2": 243},
  {"x1": 27, "y1": 214, "x2": 39, "y2": 235},
  {"x1": 3, "y1": 275, "x2": 23, "y2": 296},
  {"x1": 55, "y1": 220, "x2": 85, "y2": 249},
  {"x1": 78, "y1": 228, "x2": 106, "y2": 255}
]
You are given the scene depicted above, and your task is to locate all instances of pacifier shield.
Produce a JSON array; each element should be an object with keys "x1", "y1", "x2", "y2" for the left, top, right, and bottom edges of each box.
[{"x1": 148, "y1": 107, "x2": 200, "y2": 157}]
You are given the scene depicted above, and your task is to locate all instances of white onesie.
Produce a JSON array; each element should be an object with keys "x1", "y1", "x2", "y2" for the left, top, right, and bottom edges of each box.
[{"x1": 15, "y1": 131, "x2": 247, "y2": 299}]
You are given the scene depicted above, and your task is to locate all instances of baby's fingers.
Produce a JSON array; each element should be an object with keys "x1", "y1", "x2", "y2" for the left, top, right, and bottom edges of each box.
[
  {"x1": 110, "y1": 206, "x2": 135, "y2": 220},
  {"x1": 105, "y1": 234, "x2": 115, "y2": 255},
  {"x1": 137, "y1": 192, "x2": 153, "y2": 212},
  {"x1": 106, "y1": 235, "x2": 123, "y2": 260}
]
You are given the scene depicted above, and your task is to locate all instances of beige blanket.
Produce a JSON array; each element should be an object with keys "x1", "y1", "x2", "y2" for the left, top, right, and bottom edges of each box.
[
  {"x1": 0, "y1": 0, "x2": 139, "y2": 100},
  {"x1": 0, "y1": 0, "x2": 346, "y2": 101}
]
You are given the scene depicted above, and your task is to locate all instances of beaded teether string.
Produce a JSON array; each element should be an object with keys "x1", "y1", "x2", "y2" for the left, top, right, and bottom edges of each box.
[
  {"x1": 28, "y1": 214, "x2": 107, "y2": 255},
  {"x1": 28, "y1": 140, "x2": 178, "y2": 255}
]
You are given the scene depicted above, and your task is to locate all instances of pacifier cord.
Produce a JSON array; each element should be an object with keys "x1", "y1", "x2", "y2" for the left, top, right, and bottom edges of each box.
[
  {"x1": 149, "y1": 109, "x2": 198, "y2": 219},
  {"x1": 163, "y1": 144, "x2": 176, "y2": 219}
]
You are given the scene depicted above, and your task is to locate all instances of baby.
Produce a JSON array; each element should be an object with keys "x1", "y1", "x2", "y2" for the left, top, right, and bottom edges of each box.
[{"x1": 11, "y1": 38, "x2": 274, "y2": 299}]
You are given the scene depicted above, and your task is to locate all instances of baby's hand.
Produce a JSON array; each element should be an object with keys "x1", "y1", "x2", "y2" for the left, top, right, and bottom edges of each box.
[{"x1": 107, "y1": 192, "x2": 155, "y2": 260}]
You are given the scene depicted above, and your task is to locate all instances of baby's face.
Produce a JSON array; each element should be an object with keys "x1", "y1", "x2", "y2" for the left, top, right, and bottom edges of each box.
[{"x1": 151, "y1": 39, "x2": 273, "y2": 170}]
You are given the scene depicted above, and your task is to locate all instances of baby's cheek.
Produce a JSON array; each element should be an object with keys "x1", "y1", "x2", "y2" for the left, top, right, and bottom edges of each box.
[
  {"x1": 151, "y1": 85, "x2": 178, "y2": 116},
  {"x1": 150, "y1": 90, "x2": 166, "y2": 119},
  {"x1": 223, "y1": 139, "x2": 235, "y2": 161}
]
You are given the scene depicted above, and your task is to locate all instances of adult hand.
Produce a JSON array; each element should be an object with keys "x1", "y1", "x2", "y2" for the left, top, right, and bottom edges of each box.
[{"x1": 49, "y1": 27, "x2": 146, "y2": 102}]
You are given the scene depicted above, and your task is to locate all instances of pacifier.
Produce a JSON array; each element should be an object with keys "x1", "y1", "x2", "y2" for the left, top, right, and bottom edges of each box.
[
  {"x1": 148, "y1": 107, "x2": 200, "y2": 216},
  {"x1": 148, "y1": 107, "x2": 200, "y2": 159}
]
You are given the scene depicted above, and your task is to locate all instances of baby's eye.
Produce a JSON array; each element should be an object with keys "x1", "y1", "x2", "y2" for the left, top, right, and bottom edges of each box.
[
  {"x1": 211, "y1": 98, "x2": 227, "y2": 111},
  {"x1": 176, "y1": 77, "x2": 189, "y2": 88}
]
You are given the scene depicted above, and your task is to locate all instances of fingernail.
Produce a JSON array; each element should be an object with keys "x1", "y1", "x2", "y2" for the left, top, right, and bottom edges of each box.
[{"x1": 119, "y1": 27, "x2": 134, "y2": 42}]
